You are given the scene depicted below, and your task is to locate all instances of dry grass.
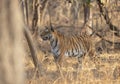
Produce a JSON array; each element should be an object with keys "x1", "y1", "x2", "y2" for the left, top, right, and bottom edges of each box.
[{"x1": 24, "y1": 49, "x2": 120, "y2": 84}]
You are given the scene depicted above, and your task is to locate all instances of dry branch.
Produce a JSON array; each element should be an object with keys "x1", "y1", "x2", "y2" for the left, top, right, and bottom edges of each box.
[
  {"x1": 25, "y1": 0, "x2": 29, "y2": 25},
  {"x1": 83, "y1": 0, "x2": 90, "y2": 24},
  {"x1": 24, "y1": 27, "x2": 39, "y2": 68},
  {"x1": 96, "y1": 0, "x2": 120, "y2": 37},
  {"x1": 22, "y1": 0, "x2": 40, "y2": 69},
  {"x1": 39, "y1": 0, "x2": 48, "y2": 24},
  {"x1": 32, "y1": 0, "x2": 39, "y2": 34},
  {"x1": 87, "y1": 25, "x2": 120, "y2": 44},
  {"x1": 24, "y1": 0, "x2": 42, "y2": 76}
]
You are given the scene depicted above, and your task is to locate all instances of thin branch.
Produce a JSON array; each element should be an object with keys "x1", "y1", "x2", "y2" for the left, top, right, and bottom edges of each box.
[
  {"x1": 96, "y1": 0, "x2": 120, "y2": 37},
  {"x1": 39, "y1": 0, "x2": 48, "y2": 24},
  {"x1": 24, "y1": 26, "x2": 45, "y2": 76},
  {"x1": 25, "y1": 0, "x2": 29, "y2": 25},
  {"x1": 86, "y1": 24, "x2": 120, "y2": 44},
  {"x1": 21, "y1": 0, "x2": 40, "y2": 68},
  {"x1": 83, "y1": 0, "x2": 90, "y2": 24},
  {"x1": 24, "y1": 27, "x2": 39, "y2": 68},
  {"x1": 32, "y1": 0, "x2": 39, "y2": 34}
]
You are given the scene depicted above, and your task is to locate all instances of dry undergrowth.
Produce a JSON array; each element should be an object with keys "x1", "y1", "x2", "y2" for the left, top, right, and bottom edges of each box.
[{"x1": 24, "y1": 41, "x2": 120, "y2": 84}]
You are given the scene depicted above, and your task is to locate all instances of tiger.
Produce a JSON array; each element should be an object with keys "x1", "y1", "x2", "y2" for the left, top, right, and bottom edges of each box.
[{"x1": 40, "y1": 25, "x2": 99, "y2": 67}]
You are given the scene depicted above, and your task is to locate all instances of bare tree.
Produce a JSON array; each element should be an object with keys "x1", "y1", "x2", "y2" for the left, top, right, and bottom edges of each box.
[
  {"x1": 0, "y1": 0, "x2": 24, "y2": 84},
  {"x1": 21, "y1": 0, "x2": 45, "y2": 76}
]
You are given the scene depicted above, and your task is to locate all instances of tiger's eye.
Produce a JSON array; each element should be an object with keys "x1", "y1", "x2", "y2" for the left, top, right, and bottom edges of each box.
[{"x1": 45, "y1": 29, "x2": 49, "y2": 32}]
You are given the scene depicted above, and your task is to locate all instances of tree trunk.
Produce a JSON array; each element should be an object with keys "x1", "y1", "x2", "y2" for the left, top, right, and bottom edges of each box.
[{"x1": 0, "y1": 0, "x2": 24, "y2": 84}]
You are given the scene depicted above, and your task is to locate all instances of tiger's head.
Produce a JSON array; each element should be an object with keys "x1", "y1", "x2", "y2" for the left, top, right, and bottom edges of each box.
[{"x1": 40, "y1": 26, "x2": 54, "y2": 41}]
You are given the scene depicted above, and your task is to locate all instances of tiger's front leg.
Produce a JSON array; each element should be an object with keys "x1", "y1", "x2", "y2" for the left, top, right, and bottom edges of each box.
[
  {"x1": 53, "y1": 55, "x2": 65, "y2": 77},
  {"x1": 54, "y1": 54, "x2": 63, "y2": 68},
  {"x1": 78, "y1": 54, "x2": 85, "y2": 69},
  {"x1": 54, "y1": 55, "x2": 59, "y2": 62},
  {"x1": 78, "y1": 57, "x2": 83, "y2": 69}
]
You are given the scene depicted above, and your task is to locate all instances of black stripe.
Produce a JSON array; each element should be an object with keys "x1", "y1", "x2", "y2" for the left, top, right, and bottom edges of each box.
[
  {"x1": 74, "y1": 49, "x2": 78, "y2": 57},
  {"x1": 72, "y1": 35, "x2": 80, "y2": 52},
  {"x1": 56, "y1": 47, "x2": 59, "y2": 54},
  {"x1": 51, "y1": 39, "x2": 54, "y2": 44},
  {"x1": 72, "y1": 48, "x2": 74, "y2": 56},
  {"x1": 53, "y1": 38, "x2": 58, "y2": 49}
]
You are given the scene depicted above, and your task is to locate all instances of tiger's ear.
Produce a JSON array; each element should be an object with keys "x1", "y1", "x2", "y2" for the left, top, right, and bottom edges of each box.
[{"x1": 50, "y1": 24, "x2": 54, "y2": 32}]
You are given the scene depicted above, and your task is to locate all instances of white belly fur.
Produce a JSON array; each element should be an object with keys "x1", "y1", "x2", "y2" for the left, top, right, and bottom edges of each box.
[{"x1": 64, "y1": 49, "x2": 84, "y2": 57}]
